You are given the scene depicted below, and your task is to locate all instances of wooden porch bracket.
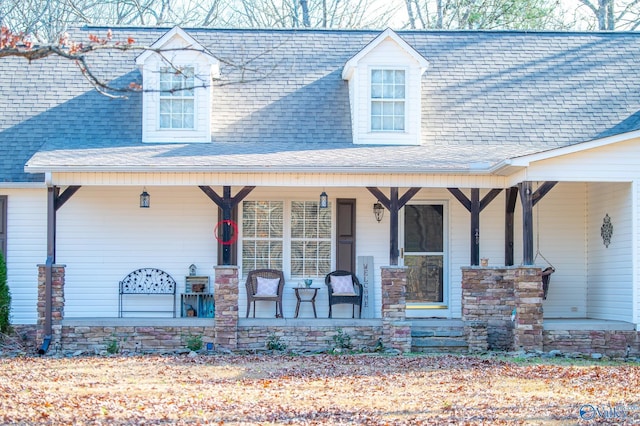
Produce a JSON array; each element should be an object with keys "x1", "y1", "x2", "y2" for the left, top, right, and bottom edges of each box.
[
  {"x1": 366, "y1": 187, "x2": 421, "y2": 265},
  {"x1": 448, "y1": 188, "x2": 502, "y2": 265},
  {"x1": 519, "y1": 181, "x2": 558, "y2": 265},
  {"x1": 199, "y1": 185, "x2": 255, "y2": 265}
]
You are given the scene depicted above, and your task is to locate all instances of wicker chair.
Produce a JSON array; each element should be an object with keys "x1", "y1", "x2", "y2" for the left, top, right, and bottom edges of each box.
[
  {"x1": 245, "y1": 269, "x2": 285, "y2": 318},
  {"x1": 324, "y1": 270, "x2": 363, "y2": 318}
]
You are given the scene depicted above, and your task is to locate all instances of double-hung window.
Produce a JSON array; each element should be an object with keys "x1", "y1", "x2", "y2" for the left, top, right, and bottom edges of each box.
[
  {"x1": 290, "y1": 201, "x2": 331, "y2": 278},
  {"x1": 159, "y1": 67, "x2": 195, "y2": 129},
  {"x1": 371, "y1": 69, "x2": 405, "y2": 132},
  {"x1": 241, "y1": 200, "x2": 332, "y2": 278},
  {"x1": 242, "y1": 201, "x2": 284, "y2": 271}
]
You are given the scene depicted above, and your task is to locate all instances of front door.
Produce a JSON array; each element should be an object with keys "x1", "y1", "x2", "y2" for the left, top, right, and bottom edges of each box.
[{"x1": 401, "y1": 202, "x2": 448, "y2": 316}]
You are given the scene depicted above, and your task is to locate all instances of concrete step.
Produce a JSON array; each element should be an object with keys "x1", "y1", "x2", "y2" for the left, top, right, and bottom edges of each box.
[
  {"x1": 410, "y1": 320, "x2": 468, "y2": 353},
  {"x1": 411, "y1": 328, "x2": 465, "y2": 338}
]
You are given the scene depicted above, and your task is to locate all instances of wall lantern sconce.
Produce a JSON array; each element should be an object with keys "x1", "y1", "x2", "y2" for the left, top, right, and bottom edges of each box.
[
  {"x1": 140, "y1": 188, "x2": 150, "y2": 208},
  {"x1": 319, "y1": 191, "x2": 328, "y2": 209},
  {"x1": 373, "y1": 202, "x2": 384, "y2": 222}
]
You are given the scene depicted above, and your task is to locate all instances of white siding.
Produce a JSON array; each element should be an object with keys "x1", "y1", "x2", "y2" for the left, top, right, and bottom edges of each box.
[
  {"x1": 524, "y1": 137, "x2": 640, "y2": 182},
  {"x1": 2, "y1": 189, "x2": 46, "y2": 324},
  {"x1": 57, "y1": 186, "x2": 217, "y2": 318},
  {"x1": 537, "y1": 183, "x2": 588, "y2": 318},
  {"x1": 586, "y1": 182, "x2": 633, "y2": 321},
  {"x1": 51, "y1": 172, "x2": 508, "y2": 189}
]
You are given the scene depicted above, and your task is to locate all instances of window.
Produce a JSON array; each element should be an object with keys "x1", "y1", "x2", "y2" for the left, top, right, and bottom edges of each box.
[
  {"x1": 291, "y1": 201, "x2": 331, "y2": 278},
  {"x1": 242, "y1": 201, "x2": 283, "y2": 271},
  {"x1": 241, "y1": 200, "x2": 333, "y2": 278},
  {"x1": 159, "y1": 67, "x2": 195, "y2": 129},
  {"x1": 371, "y1": 69, "x2": 405, "y2": 132}
]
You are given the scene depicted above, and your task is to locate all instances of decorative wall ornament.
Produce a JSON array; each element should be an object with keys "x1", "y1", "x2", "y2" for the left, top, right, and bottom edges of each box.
[{"x1": 601, "y1": 213, "x2": 613, "y2": 248}]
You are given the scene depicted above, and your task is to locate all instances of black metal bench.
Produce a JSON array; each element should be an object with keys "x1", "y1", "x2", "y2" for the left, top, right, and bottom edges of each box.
[{"x1": 118, "y1": 268, "x2": 177, "y2": 317}]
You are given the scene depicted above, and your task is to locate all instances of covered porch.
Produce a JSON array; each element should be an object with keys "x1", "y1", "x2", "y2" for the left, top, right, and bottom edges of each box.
[{"x1": 33, "y1": 176, "x2": 639, "y2": 356}]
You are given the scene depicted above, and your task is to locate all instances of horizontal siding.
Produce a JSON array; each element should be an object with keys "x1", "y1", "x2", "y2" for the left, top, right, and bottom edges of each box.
[
  {"x1": 58, "y1": 186, "x2": 217, "y2": 318},
  {"x1": 536, "y1": 183, "x2": 588, "y2": 318},
  {"x1": 587, "y1": 182, "x2": 633, "y2": 322},
  {"x1": 526, "y1": 137, "x2": 640, "y2": 182},
  {"x1": 2, "y1": 189, "x2": 47, "y2": 324},
  {"x1": 52, "y1": 172, "x2": 508, "y2": 189}
]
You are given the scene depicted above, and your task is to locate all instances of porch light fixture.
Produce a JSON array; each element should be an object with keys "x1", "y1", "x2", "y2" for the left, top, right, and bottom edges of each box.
[
  {"x1": 140, "y1": 188, "x2": 150, "y2": 208},
  {"x1": 373, "y1": 202, "x2": 384, "y2": 222},
  {"x1": 319, "y1": 191, "x2": 328, "y2": 209}
]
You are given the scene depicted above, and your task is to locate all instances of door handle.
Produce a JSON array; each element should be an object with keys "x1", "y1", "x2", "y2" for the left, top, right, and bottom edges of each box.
[{"x1": 400, "y1": 248, "x2": 404, "y2": 259}]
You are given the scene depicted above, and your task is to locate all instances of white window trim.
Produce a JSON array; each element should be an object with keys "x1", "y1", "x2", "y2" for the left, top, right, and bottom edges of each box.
[
  {"x1": 158, "y1": 66, "x2": 197, "y2": 131},
  {"x1": 239, "y1": 199, "x2": 335, "y2": 279},
  {"x1": 369, "y1": 67, "x2": 408, "y2": 134}
]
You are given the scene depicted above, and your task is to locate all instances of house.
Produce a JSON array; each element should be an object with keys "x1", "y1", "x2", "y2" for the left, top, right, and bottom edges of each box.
[{"x1": 1, "y1": 26, "x2": 640, "y2": 355}]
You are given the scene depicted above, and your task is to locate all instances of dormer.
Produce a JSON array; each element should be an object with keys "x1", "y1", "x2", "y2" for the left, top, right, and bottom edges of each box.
[
  {"x1": 343, "y1": 29, "x2": 429, "y2": 145},
  {"x1": 136, "y1": 27, "x2": 219, "y2": 143}
]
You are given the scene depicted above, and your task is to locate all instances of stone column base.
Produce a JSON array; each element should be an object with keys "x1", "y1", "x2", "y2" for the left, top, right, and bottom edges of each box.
[{"x1": 213, "y1": 266, "x2": 239, "y2": 351}]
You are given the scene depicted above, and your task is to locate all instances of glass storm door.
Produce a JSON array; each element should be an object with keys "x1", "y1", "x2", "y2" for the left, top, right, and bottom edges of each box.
[{"x1": 401, "y1": 203, "x2": 447, "y2": 310}]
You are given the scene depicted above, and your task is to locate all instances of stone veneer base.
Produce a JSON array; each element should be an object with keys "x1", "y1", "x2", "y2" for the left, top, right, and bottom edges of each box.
[{"x1": 6, "y1": 323, "x2": 640, "y2": 357}]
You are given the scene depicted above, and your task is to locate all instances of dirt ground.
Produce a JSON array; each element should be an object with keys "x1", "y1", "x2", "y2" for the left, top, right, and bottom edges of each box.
[{"x1": 0, "y1": 353, "x2": 639, "y2": 425}]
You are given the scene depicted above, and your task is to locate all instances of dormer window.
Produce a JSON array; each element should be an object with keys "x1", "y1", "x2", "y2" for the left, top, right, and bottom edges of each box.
[
  {"x1": 371, "y1": 69, "x2": 405, "y2": 132},
  {"x1": 342, "y1": 29, "x2": 429, "y2": 146},
  {"x1": 136, "y1": 27, "x2": 219, "y2": 143},
  {"x1": 159, "y1": 67, "x2": 195, "y2": 129}
]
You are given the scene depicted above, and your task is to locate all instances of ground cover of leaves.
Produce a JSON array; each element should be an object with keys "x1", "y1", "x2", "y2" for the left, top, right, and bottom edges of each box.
[{"x1": 0, "y1": 353, "x2": 638, "y2": 425}]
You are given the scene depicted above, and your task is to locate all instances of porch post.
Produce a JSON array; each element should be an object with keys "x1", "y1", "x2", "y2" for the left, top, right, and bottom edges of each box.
[
  {"x1": 505, "y1": 187, "x2": 518, "y2": 266},
  {"x1": 519, "y1": 182, "x2": 534, "y2": 265},
  {"x1": 221, "y1": 186, "x2": 233, "y2": 266},
  {"x1": 389, "y1": 188, "x2": 399, "y2": 265},
  {"x1": 213, "y1": 265, "x2": 239, "y2": 350},
  {"x1": 470, "y1": 188, "x2": 480, "y2": 266},
  {"x1": 380, "y1": 266, "x2": 411, "y2": 353}
]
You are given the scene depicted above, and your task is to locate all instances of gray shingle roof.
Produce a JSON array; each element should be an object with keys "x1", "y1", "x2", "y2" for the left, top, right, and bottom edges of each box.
[{"x1": 2, "y1": 27, "x2": 640, "y2": 181}]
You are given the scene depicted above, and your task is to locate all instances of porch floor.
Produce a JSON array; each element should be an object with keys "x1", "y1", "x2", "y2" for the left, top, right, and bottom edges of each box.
[
  {"x1": 61, "y1": 317, "x2": 637, "y2": 331},
  {"x1": 543, "y1": 318, "x2": 636, "y2": 331},
  {"x1": 61, "y1": 318, "x2": 383, "y2": 327}
]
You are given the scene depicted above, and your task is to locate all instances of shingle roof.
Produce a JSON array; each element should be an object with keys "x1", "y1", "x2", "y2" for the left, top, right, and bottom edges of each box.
[{"x1": 2, "y1": 27, "x2": 640, "y2": 182}]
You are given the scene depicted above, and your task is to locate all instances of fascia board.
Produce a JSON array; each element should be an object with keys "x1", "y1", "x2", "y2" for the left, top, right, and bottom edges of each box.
[{"x1": 24, "y1": 164, "x2": 500, "y2": 175}]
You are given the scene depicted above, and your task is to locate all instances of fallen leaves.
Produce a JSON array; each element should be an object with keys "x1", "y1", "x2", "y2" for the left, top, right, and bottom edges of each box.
[{"x1": 0, "y1": 354, "x2": 638, "y2": 425}]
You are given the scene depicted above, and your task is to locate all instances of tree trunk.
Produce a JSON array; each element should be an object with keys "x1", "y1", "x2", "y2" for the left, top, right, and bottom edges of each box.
[{"x1": 300, "y1": 0, "x2": 311, "y2": 27}]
